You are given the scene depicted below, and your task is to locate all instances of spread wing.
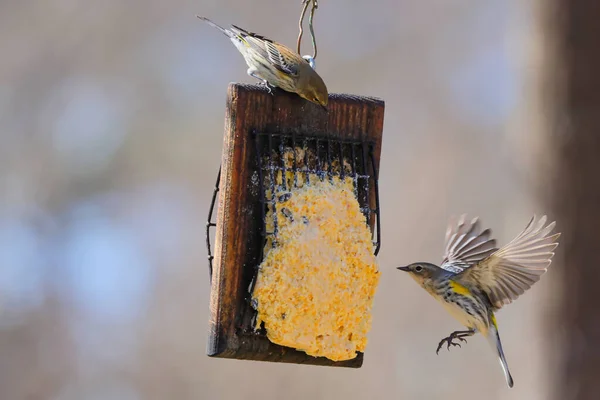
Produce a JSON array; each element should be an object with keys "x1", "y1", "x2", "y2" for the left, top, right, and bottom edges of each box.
[
  {"x1": 230, "y1": 25, "x2": 300, "y2": 76},
  {"x1": 457, "y1": 215, "x2": 560, "y2": 309},
  {"x1": 440, "y1": 215, "x2": 498, "y2": 274}
]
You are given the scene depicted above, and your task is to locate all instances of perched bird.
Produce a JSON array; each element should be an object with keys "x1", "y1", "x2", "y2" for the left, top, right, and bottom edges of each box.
[
  {"x1": 397, "y1": 215, "x2": 560, "y2": 388},
  {"x1": 197, "y1": 16, "x2": 328, "y2": 109}
]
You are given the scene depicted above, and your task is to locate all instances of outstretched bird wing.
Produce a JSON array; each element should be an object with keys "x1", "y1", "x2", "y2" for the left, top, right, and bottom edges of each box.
[
  {"x1": 440, "y1": 215, "x2": 498, "y2": 274},
  {"x1": 456, "y1": 215, "x2": 560, "y2": 309}
]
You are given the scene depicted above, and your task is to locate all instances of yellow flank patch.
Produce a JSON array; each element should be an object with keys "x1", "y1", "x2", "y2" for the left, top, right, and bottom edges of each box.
[
  {"x1": 449, "y1": 280, "x2": 471, "y2": 296},
  {"x1": 252, "y1": 148, "x2": 380, "y2": 362},
  {"x1": 490, "y1": 313, "x2": 498, "y2": 328}
]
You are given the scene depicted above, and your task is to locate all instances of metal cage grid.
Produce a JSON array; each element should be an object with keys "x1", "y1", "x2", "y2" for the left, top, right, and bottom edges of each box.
[{"x1": 206, "y1": 131, "x2": 382, "y2": 288}]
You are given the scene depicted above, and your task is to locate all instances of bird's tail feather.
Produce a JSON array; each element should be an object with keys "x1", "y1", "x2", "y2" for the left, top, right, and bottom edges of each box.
[
  {"x1": 486, "y1": 318, "x2": 514, "y2": 388},
  {"x1": 197, "y1": 16, "x2": 235, "y2": 38}
]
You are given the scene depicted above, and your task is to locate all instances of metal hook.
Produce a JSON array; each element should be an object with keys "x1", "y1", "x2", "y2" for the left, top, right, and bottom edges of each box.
[{"x1": 297, "y1": 0, "x2": 318, "y2": 62}]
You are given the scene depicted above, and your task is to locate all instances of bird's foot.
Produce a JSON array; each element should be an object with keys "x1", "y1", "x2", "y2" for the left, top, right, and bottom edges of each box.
[
  {"x1": 257, "y1": 79, "x2": 276, "y2": 95},
  {"x1": 436, "y1": 329, "x2": 474, "y2": 355},
  {"x1": 247, "y1": 69, "x2": 275, "y2": 94},
  {"x1": 263, "y1": 81, "x2": 276, "y2": 95}
]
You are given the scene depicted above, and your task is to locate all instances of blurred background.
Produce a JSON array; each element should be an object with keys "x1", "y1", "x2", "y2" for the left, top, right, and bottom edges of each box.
[{"x1": 2, "y1": 0, "x2": 597, "y2": 399}]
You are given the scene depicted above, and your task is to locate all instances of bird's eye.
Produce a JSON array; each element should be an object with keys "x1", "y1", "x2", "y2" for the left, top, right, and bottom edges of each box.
[{"x1": 415, "y1": 265, "x2": 423, "y2": 272}]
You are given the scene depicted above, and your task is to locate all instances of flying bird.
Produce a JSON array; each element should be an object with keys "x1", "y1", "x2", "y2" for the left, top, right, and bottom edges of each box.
[{"x1": 397, "y1": 215, "x2": 560, "y2": 388}]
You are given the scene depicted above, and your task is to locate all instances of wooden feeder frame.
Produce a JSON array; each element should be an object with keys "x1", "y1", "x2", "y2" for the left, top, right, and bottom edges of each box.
[{"x1": 206, "y1": 83, "x2": 385, "y2": 368}]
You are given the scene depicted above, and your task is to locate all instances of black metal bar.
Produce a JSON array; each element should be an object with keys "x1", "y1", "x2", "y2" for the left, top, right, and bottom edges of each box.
[
  {"x1": 262, "y1": 131, "x2": 377, "y2": 145},
  {"x1": 303, "y1": 137, "x2": 311, "y2": 185},
  {"x1": 206, "y1": 165, "x2": 221, "y2": 281},
  {"x1": 254, "y1": 132, "x2": 266, "y2": 260},
  {"x1": 351, "y1": 144, "x2": 358, "y2": 199},
  {"x1": 291, "y1": 132, "x2": 298, "y2": 187},
  {"x1": 278, "y1": 136, "x2": 288, "y2": 192},
  {"x1": 369, "y1": 145, "x2": 382, "y2": 256},
  {"x1": 339, "y1": 141, "x2": 345, "y2": 181},
  {"x1": 250, "y1": 165, "x2": 370, "y2": 176},
  {"x1": 267, "y1": 134, "x2": 279, "y2": 240},
  {"x1": 245, "y1": 133, "x2": 268, "y2": 302},
  {"x1": 361, "y1": 142, "x2": 371, "y2": 226},
  {"x1": 326, "y1": 138, "x2": 333, "y2": 182},
  {"x1": 315, "y1": 138, "x2": 322, "y2": 181}
]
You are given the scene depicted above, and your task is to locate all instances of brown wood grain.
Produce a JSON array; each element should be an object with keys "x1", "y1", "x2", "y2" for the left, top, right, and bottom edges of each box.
[{"x1": 207, "y1": 83, "x2": 385, "y2": 368}]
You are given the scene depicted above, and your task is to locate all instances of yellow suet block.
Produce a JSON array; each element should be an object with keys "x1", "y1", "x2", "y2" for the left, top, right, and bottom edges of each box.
[{"x1": 252, "y1": 149, "x2": 380, "y2": 361}]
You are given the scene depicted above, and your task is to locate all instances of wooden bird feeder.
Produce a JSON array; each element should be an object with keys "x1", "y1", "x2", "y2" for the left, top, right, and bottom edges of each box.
[{"x1": 206, "y1": 83, "x2": 385, "y2": 368}]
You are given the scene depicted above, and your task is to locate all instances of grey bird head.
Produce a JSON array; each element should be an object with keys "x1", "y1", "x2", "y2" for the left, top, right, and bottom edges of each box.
[{"x1": 397, "y1": 262, "x2": 443, "y2": 286}]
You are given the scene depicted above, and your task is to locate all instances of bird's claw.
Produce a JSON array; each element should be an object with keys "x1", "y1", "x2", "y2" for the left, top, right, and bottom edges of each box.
[
  {"x1": 436, "y1": 337, "x2": 461, "y2": 354},
  {"x1": 447, "y1": 341, "x2": 461, "y2": 351},
  {"x1": 435, "y1": 331, "x2": 472, "y2": 355},
  {"x1": 261, "y1": 80, "x2": 276, "y2": 95}
]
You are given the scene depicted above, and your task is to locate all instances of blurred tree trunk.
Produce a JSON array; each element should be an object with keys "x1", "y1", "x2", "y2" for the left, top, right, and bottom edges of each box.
[{"x1": 542, "y1": 1, "x2": 600, "y2": 399}]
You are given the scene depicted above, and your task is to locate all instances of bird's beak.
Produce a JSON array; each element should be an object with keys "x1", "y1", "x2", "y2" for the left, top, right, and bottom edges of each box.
[
  {"x1": 396, "y1": 266, "x2": 410, "y2": 272},
  {"x1": 320, "y1": 104, "x2": 328, "y2": 112}
]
